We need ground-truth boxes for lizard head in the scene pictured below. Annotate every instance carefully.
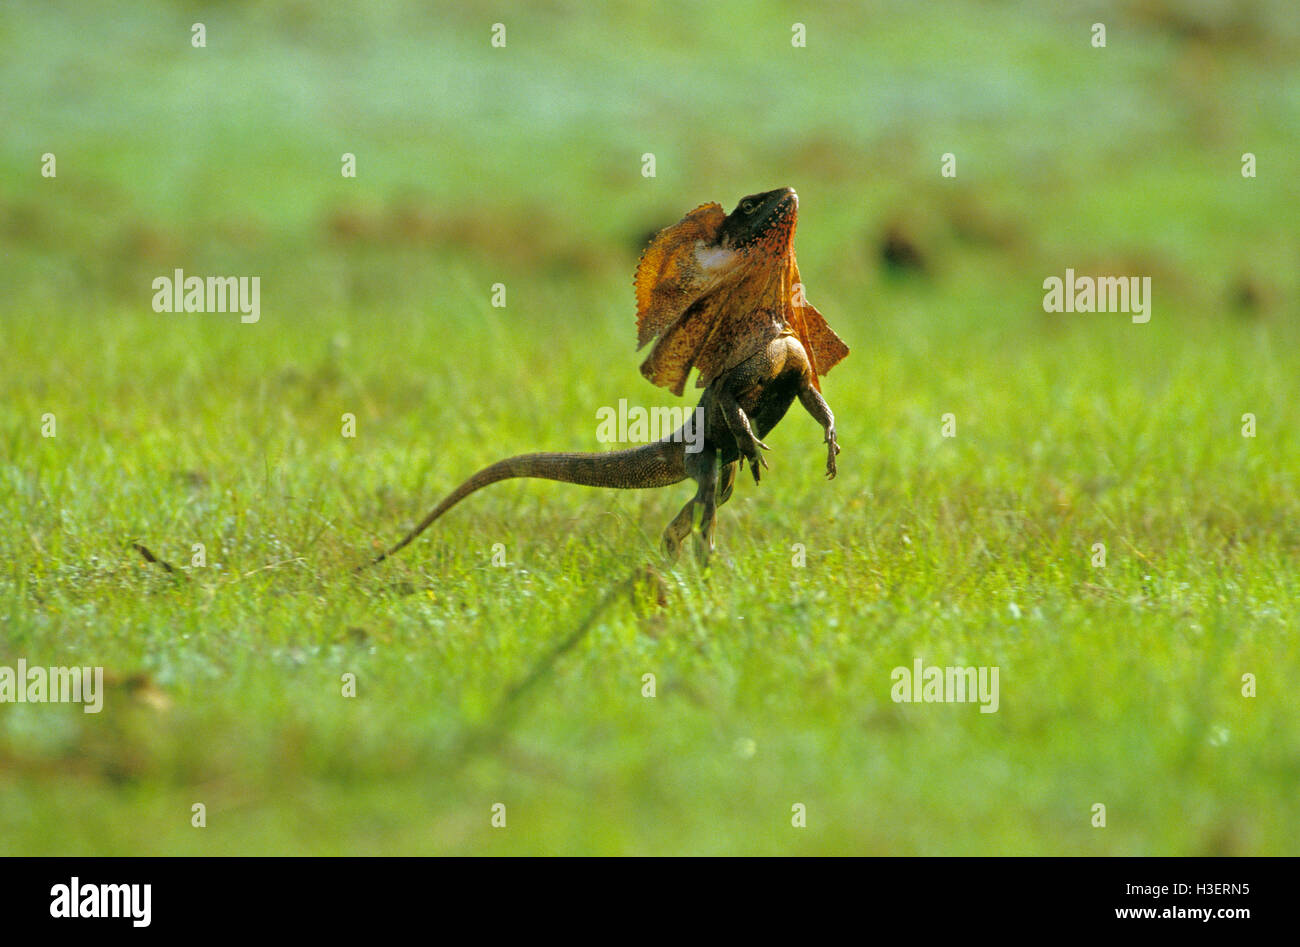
[716,187,798,255]
[635,186,847,395]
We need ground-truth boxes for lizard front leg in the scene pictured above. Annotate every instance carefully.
[716,386,770,483]
[798,381,839,479]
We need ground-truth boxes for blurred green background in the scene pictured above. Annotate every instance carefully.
[1,0,1297,854]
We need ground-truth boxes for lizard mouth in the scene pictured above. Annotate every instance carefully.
[719,187,799,251]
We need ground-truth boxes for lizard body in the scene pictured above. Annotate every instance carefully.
[364,188,846,566]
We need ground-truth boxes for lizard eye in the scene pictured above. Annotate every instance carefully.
[741,199,756,214]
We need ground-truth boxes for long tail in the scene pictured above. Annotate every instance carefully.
[361,439,688,568]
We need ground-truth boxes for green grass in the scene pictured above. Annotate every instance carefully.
[1,0,1298,855]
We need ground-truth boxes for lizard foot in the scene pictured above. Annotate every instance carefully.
[693,500,718,564]
[692,534,714,568]
[661,499,696,560]
[742,435,771,483]
[825,428,840,480]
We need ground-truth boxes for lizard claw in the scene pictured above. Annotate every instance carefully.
[825,429,839,479]
[740,433,770,484]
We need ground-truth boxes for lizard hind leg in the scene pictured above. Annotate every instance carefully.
[663,446,722,561]
[716,461,738,506]
[693,455,721,562]
[661,497,696,559]
[697,487,718,560]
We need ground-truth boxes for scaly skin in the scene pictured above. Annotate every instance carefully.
[362,187,844,568]
[661,331,838,558]
[364,332,837,567]
[367,440,687,568]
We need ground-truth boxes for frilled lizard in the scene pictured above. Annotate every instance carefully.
[363,187,849,567]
